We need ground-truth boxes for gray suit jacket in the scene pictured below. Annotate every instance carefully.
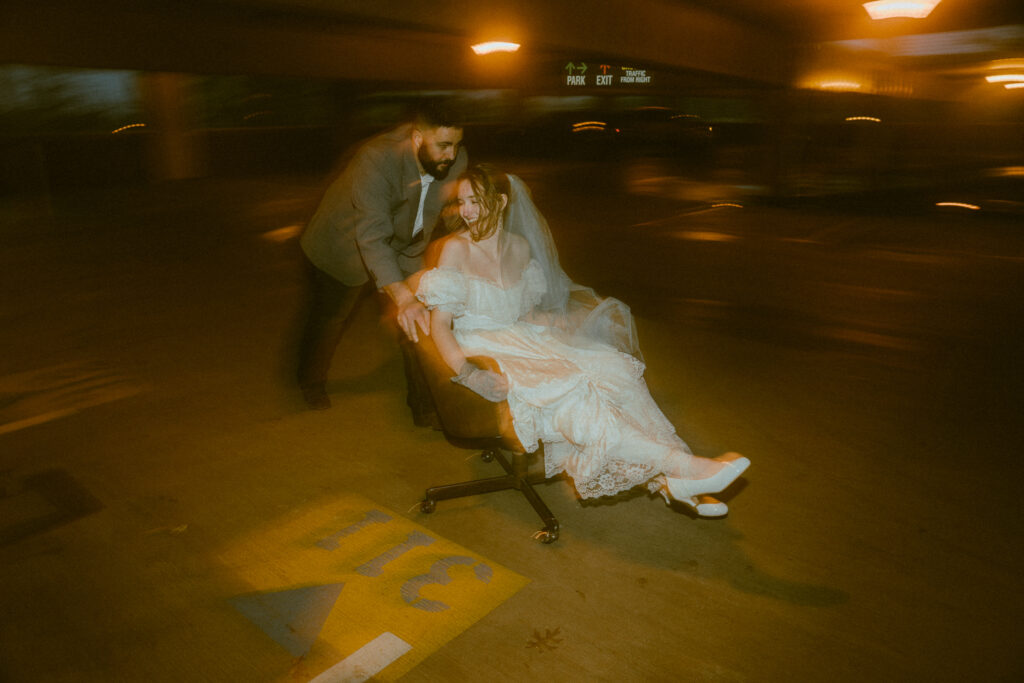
[300,123,467,287]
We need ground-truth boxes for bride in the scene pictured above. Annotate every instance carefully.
[414,164,749,517]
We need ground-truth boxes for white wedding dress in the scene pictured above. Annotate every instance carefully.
[417,258,698,500]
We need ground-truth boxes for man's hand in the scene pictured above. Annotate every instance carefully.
[397,299,430,343]
[384,281,430,342]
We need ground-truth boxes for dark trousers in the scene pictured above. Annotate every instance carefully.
[296,259,367,390]
[296,258,435,420]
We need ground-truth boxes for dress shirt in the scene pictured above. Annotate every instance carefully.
[412,173,434,237]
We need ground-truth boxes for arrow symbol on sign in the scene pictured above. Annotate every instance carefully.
[578,63,588,75]
[564,62,576,74]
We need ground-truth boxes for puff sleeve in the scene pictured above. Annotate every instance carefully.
[416,267,468,316]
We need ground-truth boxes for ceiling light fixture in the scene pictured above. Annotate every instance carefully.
[862,0,942,20]
[471,41,520,55]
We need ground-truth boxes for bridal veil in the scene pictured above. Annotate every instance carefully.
[504,174,643,362]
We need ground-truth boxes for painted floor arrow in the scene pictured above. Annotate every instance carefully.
[230,583,344,657]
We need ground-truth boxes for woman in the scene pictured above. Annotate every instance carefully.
[416,164,749,516]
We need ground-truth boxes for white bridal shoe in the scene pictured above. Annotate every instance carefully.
[675,494,729,518]
[658,484,729,517]
[665,453,750,501]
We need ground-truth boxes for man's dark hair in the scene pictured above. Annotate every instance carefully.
[413,98,465,130]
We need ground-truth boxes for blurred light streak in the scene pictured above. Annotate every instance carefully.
[710,203,743,209]
[819,326,916,351]
[111,123,146,134]
[0,408,81,436]
[845,116,882,122]
[819,81,862,91]
[836,26,1024,57]
[673,231,739,242]
[571,121,607,132]
[0,362,146,435]
[1005,83,1024,89]
[935,202,980,210]
[989,59,1024,68]
[862,0,941,20]
[261,225,303,242]
[471,41,520,55]
[985,74,1024,83]
[987,166,1024,177]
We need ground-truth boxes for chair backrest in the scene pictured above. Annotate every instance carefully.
[413,323,523,452]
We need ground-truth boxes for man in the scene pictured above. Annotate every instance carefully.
[296,102,467,419]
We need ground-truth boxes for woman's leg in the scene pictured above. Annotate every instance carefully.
[662,453,750,499]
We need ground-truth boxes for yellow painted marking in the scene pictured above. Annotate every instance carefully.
[217,494,528,681]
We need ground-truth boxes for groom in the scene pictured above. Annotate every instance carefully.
[296,101,467,418]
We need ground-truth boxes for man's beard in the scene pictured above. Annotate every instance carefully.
[418,147,453,179]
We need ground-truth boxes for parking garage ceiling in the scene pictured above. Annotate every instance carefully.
[2,0,1023,93]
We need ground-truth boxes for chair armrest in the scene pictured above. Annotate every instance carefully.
[413,334,521,450]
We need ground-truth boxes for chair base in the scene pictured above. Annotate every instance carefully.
[420,448,560,544]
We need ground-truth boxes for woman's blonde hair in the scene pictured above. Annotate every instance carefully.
[459,164,511,242]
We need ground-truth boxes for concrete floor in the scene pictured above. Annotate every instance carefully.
[1,163,1022,681]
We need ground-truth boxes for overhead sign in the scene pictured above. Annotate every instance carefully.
[563,62,653,87]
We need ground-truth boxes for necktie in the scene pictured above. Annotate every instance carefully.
[412,174,434,237]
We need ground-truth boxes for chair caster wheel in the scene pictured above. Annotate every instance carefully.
[420,499,436,514]
[534,527,559,544]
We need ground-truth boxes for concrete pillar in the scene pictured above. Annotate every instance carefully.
[137,72,203,180]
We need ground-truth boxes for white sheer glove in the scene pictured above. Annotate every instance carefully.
[451,363,508,402]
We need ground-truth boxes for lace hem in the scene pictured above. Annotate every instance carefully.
[548,457,661,500]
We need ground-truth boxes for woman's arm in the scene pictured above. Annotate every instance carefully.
[430,308,468,375]
[432,307,508,402]
[427,236,471,374]
[424,234,509,402]
[430,299,508,402]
